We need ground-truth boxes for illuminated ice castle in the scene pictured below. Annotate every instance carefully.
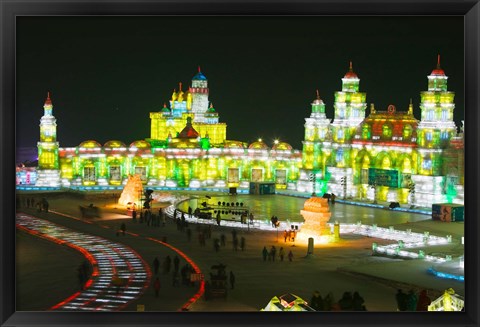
[22,58,464,207]
[297,57,464,206]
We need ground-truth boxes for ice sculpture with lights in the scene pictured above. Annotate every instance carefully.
[118,174,143,207]
[428,288,464,311]
[22,60,463,207]
[298,197,333,244]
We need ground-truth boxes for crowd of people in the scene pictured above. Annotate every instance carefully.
[151,253,200,294]
[21,195,441,311]
[283,230,297,243]
[17,196,49,212]
[262,245,294,262]
[395,288,432,311]
[146,206,248,299]
[131,207,167,227]
[309,290,366,311]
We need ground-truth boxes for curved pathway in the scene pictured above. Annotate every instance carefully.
[16,213,151,311]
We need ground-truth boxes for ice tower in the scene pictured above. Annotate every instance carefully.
[149,67,226,145]
[190,66,209,123]
[415,55,458,206]
[327,62,367,197]
[35,92,61,187]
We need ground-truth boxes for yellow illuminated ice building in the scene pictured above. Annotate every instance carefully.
[149,67,226,145]
[23,60,463,207]
[31,68,302,191]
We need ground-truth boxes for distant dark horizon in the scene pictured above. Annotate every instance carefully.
[17,16,464,150]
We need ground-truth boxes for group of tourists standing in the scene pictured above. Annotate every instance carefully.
[151,254,199,297]
[17,196,49,212]
[396,288,431,311]
[132,207,166,227]
[213,230,246,252]
[310,290,366,311]
[262,245,293,262]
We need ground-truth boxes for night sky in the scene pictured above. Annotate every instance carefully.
[17,16,464,150]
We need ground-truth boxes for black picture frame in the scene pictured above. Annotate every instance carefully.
[2,1,479,326]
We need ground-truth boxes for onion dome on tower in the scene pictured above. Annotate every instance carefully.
[431,54,446,76]
[341,61,361,93]
[192,66,207,81]
[44,91,52,107]
[343,61,358,79]
[161,103,171,114]
[427,54,448,92]
[204,102,219,124]
[43,91,53,116]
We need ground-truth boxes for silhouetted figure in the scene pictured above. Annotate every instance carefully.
[323,292,335,311]
[406,289,418,311]
[262,246,268,261]
[173,255,180,273]
[416,290,431,311]
[240,237,245,251]
[396,289,408,311]
[216,212,221,226]
[310,291,324,311]
[153,257,160,275]
[154,277,160,297]
[338,292,353,311]
[269,246,276,261]
[214,239,220,252]
[352,291,366,311]
[229,271,235,290]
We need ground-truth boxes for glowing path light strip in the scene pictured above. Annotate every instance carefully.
[36,209,205,311]
[16,213,151,311]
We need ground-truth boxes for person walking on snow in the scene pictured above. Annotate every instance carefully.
[229,271,235,290]
[416,290,431,311]
[173,255,180,273]
[154,277,160,297]
[396,289,408,311]
[288,250,294,262]
[240,236,245,251]
[233,237,239,251]
[262,246,268,261]
[270,246,277,261]
[153,257,160,275]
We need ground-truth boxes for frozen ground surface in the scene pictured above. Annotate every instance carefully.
[15,191,464,312]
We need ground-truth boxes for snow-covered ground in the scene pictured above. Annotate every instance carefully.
[15,191,464,311]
